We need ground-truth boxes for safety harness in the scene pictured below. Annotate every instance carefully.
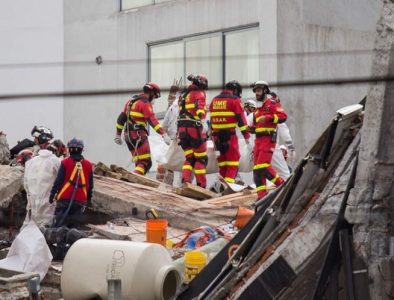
[125,95,148,153]
[56,161,87,200]
[55,161,86,228]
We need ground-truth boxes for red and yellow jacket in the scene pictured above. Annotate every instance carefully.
[116,94,164,135]
[179,84,206,121]
[252,95,287,136]
[209,90,250,139]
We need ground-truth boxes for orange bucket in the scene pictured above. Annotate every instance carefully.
[234,207,255,229]
[146,219,168,246]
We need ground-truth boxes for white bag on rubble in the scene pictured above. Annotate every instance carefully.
[162,139,253,174]
[0,221,52,280]
[160,140,185,172]
[238,139,254,172]
[148,135,169,171]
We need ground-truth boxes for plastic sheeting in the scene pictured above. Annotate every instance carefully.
[22,149,60,229]
[0,221,53,281]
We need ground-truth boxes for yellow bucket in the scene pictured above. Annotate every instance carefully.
[184,251,207,283]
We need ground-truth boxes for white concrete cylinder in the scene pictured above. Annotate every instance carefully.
[61,239,181,300]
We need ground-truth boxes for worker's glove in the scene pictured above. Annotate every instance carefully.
[114,134,123,145]
[162,133,171,146]
[49,195,54,204]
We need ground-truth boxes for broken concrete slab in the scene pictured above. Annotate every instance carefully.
[0,165,24,208]
[0,132,10,165]
[93,176,236,231]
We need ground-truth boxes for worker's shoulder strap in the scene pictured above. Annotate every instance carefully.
[57,160,87,200]
[179,91,196,120]
[128,94,146,107]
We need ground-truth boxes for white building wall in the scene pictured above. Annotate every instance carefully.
[61,0,381,169]
[277,0,382,158]
[63,0,277,168]
[0,0,64,147]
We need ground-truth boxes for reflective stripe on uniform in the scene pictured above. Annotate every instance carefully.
[194,169,206,174]
[239,125,247,131]
[211,123,237,129]
[196,109,205,116]
[253,163,270,170]
[154,124,162,131]
[218,161,240,167]
[134,166,145,174]
[184,149,194,156]
[210,111,235,117]
[194,151,207,157]
[255,127,276,133]
[273,114,279,124]
[182,165,193,170]
[130,111,144,118]
[256,185,267,192]
[185,104,195,109]
[271,174,280,184]
[116,123,124,130]
[133,153,151,161]
[224,177,235,183]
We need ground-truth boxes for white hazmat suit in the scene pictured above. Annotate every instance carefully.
[22,149,61,229]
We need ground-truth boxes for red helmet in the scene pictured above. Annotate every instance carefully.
[143,82,161,99]
[187,74,208,90]
[16,149,33,166]
[47,139,67,157]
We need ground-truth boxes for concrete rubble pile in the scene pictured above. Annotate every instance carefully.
[0,103,367,299]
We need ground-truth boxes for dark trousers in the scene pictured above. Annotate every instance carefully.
[53,200,85,228]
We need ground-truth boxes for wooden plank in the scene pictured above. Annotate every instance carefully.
[175,182,217,200]
[106,171,122,180]
[205,190,258,207]
[93,161,111,175]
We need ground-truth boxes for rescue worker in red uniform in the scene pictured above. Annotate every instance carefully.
[250,81,287,199]
[177,74,208,188]
[49,138,93,228]
[209,80,251,183]
[114,83,171,175]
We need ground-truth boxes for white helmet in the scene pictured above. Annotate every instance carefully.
[31,126,53,145]
[250,80,270,93]
[244,99,257,109]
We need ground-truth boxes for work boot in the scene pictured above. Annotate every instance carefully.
[209,180,225,194]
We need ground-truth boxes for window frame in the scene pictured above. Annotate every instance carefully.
[147,23,259,116]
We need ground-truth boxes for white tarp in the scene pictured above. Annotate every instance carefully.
[0,221,52,281]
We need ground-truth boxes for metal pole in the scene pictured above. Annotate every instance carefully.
[28,276,40,300]
[108,279,122,300]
